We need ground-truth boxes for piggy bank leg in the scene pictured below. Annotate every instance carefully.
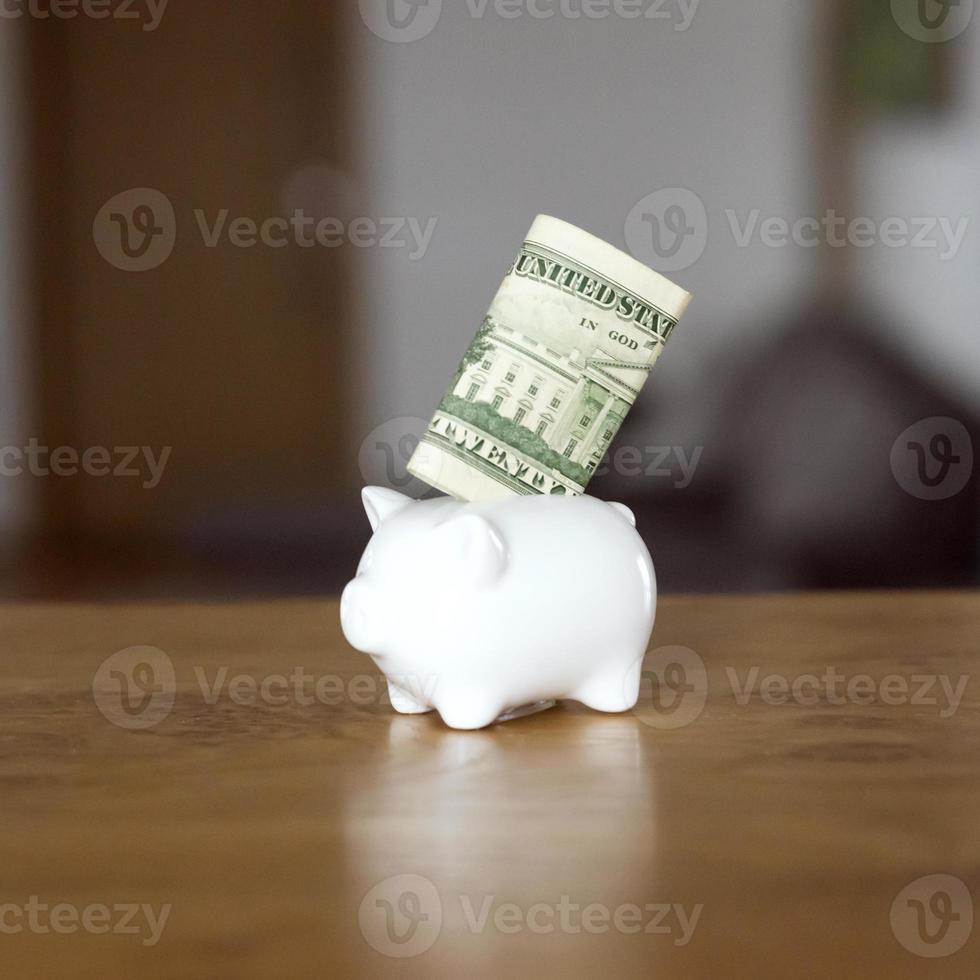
[386,681,434,715]
[575,658,642,714]
[435,688,505,731]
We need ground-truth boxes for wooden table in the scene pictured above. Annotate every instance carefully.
[1,593,978,978]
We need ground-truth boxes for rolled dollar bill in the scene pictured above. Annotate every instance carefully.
[407,215,692,501]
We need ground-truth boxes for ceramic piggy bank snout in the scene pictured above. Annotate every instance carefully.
[340,487,657,730]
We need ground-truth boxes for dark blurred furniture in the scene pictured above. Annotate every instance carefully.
[26,2,359,576]
[602,304,979,592]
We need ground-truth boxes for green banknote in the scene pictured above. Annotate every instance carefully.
[407,215,692,501]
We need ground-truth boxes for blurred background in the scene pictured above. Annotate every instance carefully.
[0,0,976,599]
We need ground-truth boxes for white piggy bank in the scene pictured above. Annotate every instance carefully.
[340,487,657,730]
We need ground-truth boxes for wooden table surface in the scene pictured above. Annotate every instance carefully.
[1,592,978,978]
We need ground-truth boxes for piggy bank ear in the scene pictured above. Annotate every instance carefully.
[433,513,507,585]
[608,502,636,527]
[362,486,412,532]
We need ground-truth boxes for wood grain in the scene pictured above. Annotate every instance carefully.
[0,592,978,978]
